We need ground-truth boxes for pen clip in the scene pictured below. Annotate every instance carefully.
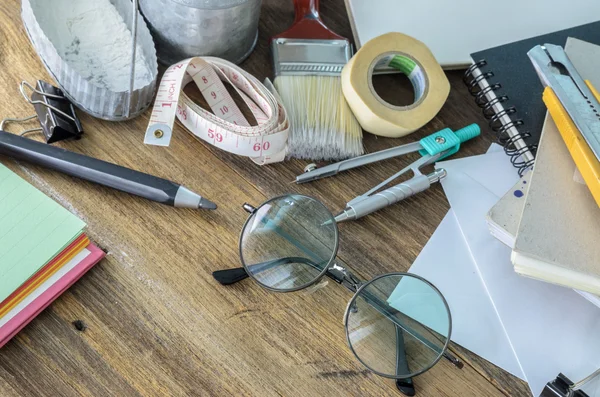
[296,141,423,184]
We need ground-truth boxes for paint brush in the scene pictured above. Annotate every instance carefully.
[271,0,363,161]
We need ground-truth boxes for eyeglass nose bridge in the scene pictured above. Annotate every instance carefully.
[326,263,363,293]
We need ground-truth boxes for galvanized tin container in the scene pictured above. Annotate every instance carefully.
[22,0,158,121]
[139,0,262,65]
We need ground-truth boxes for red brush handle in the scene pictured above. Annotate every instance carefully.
[273,0,346,40]
[293,0,320,24]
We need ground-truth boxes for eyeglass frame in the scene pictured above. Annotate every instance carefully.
[214,194,463,388]
[238,195,340,294]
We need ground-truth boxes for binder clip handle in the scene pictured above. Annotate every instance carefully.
[0,115,41,137]
[419,124,481,160]
[1,80,84,144]
[20,81,68,110]
[541,373,591,397]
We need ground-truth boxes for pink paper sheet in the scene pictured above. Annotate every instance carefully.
[0,243,105,348]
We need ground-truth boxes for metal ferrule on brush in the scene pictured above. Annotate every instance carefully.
[271,38,353,76]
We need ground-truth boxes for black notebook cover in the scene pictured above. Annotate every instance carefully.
[466,21,600,171]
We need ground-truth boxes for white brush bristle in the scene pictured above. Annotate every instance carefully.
[274,75,363,161]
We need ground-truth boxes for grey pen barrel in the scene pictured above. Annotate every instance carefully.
[336,169,447,222]
[354,174,432,216]
[0,130,206,208]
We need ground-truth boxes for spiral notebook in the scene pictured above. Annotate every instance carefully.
[463,21,600,175]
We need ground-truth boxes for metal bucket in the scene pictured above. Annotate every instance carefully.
[139,0,262,65]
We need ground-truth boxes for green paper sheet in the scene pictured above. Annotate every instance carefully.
[0,163,85,303]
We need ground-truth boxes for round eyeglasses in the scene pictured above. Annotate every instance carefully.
[213,194,463,395]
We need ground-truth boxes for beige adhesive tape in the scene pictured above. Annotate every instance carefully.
[341,32,450,138]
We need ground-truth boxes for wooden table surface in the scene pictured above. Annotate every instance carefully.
[0,0,530,396]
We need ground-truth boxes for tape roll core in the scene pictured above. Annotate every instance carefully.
[342,32,450,138]
[367,52,429,111]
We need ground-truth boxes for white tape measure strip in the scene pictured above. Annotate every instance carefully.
[144,57,288,164]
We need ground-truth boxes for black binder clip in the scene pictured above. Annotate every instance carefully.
[541,373,590,397]
[0,81,83,143]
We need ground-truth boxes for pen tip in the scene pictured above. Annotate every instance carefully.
[199,198,217,210]
[334,212,349,223]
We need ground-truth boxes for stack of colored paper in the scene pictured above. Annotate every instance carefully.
[0,163,104,348]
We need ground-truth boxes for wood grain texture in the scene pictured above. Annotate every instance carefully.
[0,0,529,396]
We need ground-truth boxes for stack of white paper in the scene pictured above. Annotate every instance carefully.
[409,146,600,396]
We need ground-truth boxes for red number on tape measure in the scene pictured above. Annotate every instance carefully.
[147,58,288,162]
[253,142,271,152]
[177,106,187,120]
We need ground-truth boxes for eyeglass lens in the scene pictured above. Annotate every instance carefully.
[240,195,337,291]
[346,274,450,378]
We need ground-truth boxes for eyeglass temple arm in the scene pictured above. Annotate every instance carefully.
[213,257,360,287]
[309,262,463,371]
[395,325,416,396]
[213,257,324,285]
[360,286,463,368]
[213,259,463,369]
[213,267,249,285]
[359,287,464,369]
[333,265,418,393]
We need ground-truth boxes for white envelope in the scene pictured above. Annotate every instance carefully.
[439,150,600,396]
[409,210,525,380]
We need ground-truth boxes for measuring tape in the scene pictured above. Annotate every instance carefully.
[144,57,289,164]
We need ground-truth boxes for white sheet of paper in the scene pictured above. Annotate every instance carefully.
[439,150,600,396]
[409,210,524,380]
[387,273,451,337]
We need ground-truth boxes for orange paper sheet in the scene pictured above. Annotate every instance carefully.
[0,234,89,318]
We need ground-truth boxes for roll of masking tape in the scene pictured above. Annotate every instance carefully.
[341,32,450,138]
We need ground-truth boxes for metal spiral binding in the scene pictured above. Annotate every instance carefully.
[489,107,517,127]
[463,59,536,175]
[463,60,487,85]
[496,119,524,143]
[482,95,509,118]
[467,71,494,95]
[504,129,531,149]
[475,84,502,107]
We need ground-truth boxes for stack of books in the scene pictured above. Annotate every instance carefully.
[486,38,600,304]
[0,163,104,348]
